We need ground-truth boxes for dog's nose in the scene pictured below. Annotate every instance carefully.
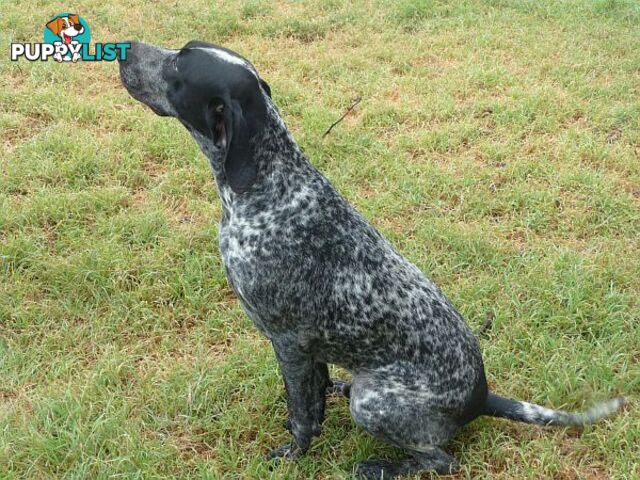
[117,40,138,64]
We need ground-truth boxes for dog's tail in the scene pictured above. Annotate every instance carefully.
[482,392,625,426]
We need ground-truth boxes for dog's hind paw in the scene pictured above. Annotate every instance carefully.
[328,379,351,398]
[354,459,403,479]
[355,451,460,479]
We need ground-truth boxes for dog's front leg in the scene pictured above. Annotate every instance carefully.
[283,361,330,437]
[310,361,330,433]
[267,342,321,460]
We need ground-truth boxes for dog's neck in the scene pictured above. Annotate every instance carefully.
[192,102,315,213]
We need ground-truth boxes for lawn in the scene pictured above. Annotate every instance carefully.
[1,0,639,478]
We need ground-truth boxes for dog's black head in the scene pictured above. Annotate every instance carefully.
[118,40,272,193]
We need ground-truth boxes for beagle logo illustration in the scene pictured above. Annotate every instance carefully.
[44,14,89,62]
[10,13,130,62]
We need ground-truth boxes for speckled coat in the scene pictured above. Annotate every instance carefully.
[119,40,624,479]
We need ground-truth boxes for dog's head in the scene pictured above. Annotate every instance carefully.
[46,15,84,44]
[118,40,274,194]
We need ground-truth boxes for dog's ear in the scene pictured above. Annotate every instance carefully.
[207,97,257,194]
[68,14,80,27]
[46,17,63,36]
[259,78,272,98]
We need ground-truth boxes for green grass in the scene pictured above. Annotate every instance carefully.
[1,0,639,478]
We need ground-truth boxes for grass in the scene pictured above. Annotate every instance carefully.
[1,0,639,478]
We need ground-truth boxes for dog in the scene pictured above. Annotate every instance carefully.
[46,14,84,62]
[119,40,625,479]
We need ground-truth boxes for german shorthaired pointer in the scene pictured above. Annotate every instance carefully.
[119,40,625,479]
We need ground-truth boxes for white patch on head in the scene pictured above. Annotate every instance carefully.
[191,47,258,78]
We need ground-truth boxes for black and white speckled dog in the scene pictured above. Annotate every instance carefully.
[119,41,625,479]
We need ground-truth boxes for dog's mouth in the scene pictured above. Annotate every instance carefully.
[147,103,167,116]
[119,64,139,91]
[119,67,171,117]
[118,41,174,118]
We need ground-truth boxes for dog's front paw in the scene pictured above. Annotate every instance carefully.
[283,418,292,432]
[266,443,302,461]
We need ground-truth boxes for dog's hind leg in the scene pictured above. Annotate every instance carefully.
[349,371,461,479]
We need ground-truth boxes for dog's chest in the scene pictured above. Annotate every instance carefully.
[216,177,348,333]
[219,178,324,279]
[217,199,308,333]
[218,209,271,287]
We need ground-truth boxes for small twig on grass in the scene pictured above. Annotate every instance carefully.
[478,310,495,338]
[322,96,362,139]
